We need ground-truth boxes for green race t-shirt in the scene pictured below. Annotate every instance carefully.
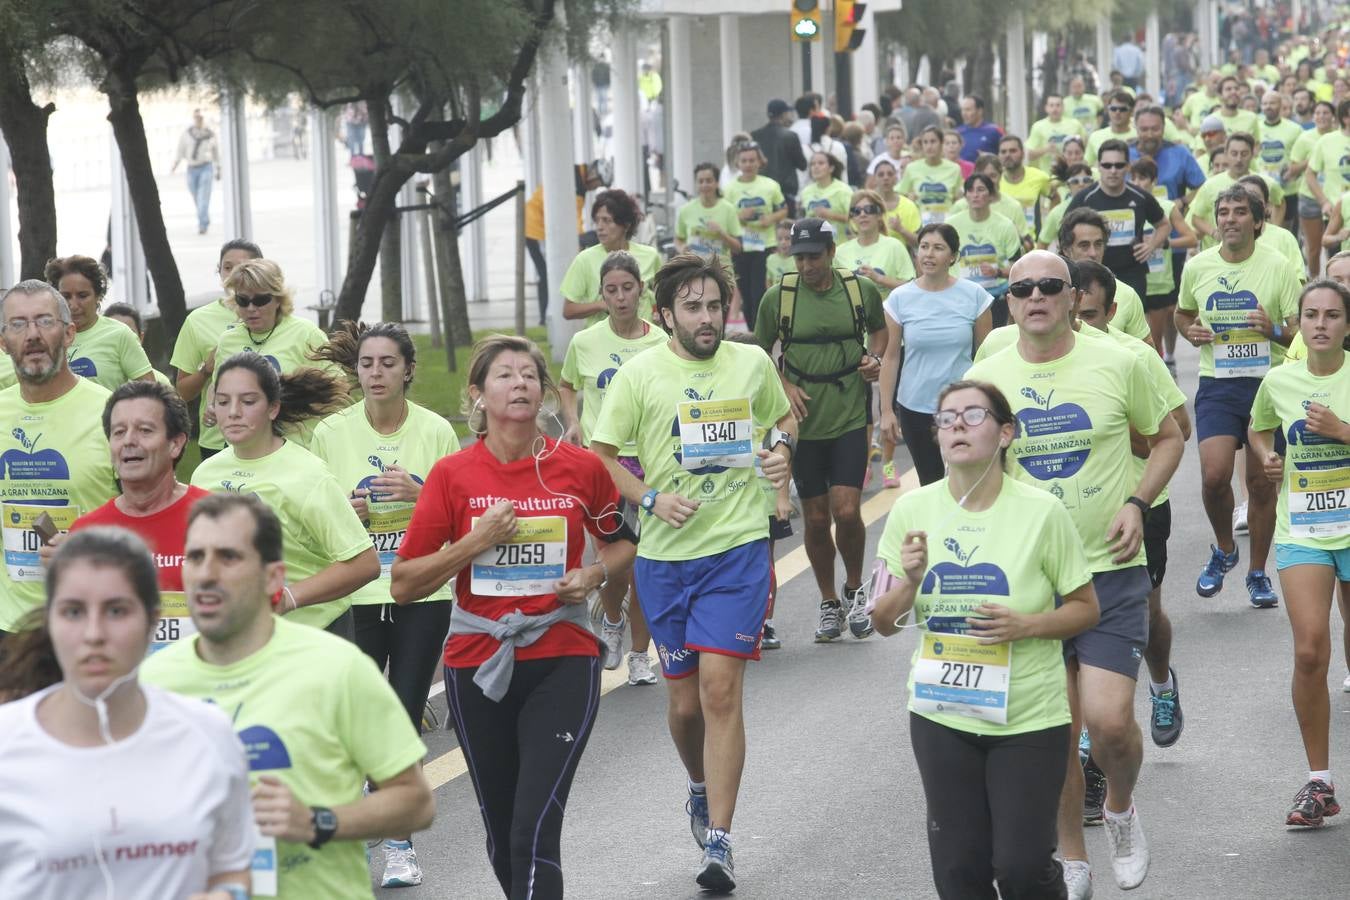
[559,318,665,451]
[309,401,460,605]
[207,315,336,451]
[1216,108,1261,138]
[799,178,855,226]
[1112,281,1151,342]
[0,379,117,630]
[1177,244,1300,378]
[765,252,797,288]
[1189,170,1285,248]
[1258,223,1307,283]
[67,314,153,392]
[723,175,785,252]
[1257,117,1306,189]
[1309,130,1350,204]
[1000,167,1054,233]
[1085,126,1136,165]
[591,341,790,562]
[754,269,886,440]
[899,159,964,225]
[1027,117,1087,171]
[949,194,1029,239]
[966,334,1169,572]
[1039,199,1069,247]
[1292,128,1330,199]
[1250,353,1350,549]
[558,241,662,327]
[676,198,743,258]
[171,298,239,446]
[943,210,1022,296]
[834,235,916,283]
[1144,197,1176,296]
[877,476,1092,735]
[1184,91,1221,129]
[883,194,922,237]
[1103,324,1185,507]
[190,441,373,628]
[141,617,426,900]
[1065,94,1103,128]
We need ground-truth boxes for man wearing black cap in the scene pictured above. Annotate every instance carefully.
[754,218,887,644]
[752,99,809,216]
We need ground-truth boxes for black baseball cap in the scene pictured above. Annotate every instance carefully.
[788,217,837,254]
[767,98,792,118]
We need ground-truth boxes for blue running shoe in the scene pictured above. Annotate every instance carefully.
[1246,571,1279,609]
[1078,727,1091,766]
[1149,668,1184,747]
[686,788,709,849]
[1196,544,1239,597]
[696,829,736,893]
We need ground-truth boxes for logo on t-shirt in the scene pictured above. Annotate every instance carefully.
[2,428,70,482]
[356,454,424,502]
[68,357,98,377]
[238,723,293,771]
[1014,387,1093,480]
[596,352,625,390]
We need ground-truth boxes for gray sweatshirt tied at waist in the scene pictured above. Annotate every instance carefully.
[448,601,597,702]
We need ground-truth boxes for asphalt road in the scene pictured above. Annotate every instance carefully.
[371,338,1350,899]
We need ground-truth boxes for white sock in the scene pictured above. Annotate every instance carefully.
[1310,770,1333,786]
[603,614,623,628]
[688,779,706,795]
[1102,803,1134,823]
[1150,674,1175,695]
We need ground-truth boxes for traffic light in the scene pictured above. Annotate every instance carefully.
[834,0,866,52]
[791,0,821,41]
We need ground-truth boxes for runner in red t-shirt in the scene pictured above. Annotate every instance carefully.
[392,335,635,900]
[56,381,207,651]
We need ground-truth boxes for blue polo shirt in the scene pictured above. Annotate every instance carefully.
[958,122,1004,162]
[1129,140,1205,200]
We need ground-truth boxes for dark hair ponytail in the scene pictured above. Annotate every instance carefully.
[214,352,350,436]
[309,320,417,390]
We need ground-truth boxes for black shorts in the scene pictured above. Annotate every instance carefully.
[1143,289,1178,312]
[792,425,869,499]
[1143,500,1172,589]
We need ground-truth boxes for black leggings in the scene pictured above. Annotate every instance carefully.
[445,655,601,900]
[525,238,547,323]
[895,404,945,485]
[910,713,1070,900]
[353,601,451,730]
[732,250,768,329]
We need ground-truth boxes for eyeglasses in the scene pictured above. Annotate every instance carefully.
[234,293,274,308]
[1008,277,1071,298]
[1098,161,1127,170]
[4,315,62,334]
[1067,177,1094,186]
[935,406,994,429]
[1108,105,1131,113]
[850,204,882,216]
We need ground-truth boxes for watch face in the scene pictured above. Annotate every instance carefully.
[315,809,338,831]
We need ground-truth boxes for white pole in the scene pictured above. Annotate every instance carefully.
[1096,20,1113,94]
[572,62,595,165]
[310,108,342,302]
[719,16,744,148]
[1005,13,1027,138]
[538,29,582,359]
[1145,11,1162,99]
[668,16,695,191]
[850,3,880,110]
[109,129,149,312]
[218,89,252,241]
[463,143,488,302]
[610,22,642,195]
[0,138,14,287]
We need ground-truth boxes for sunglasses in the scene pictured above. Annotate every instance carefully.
[1067,177,1094,186]
[850,204,882,216]
[234,293,275,308]
[935,406,993,429]
[1098,161,1127,170]
[1108,105,1131,113]
[1008,277,1071,299]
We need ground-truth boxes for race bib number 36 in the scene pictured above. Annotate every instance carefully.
[150,590,197,653]
[1289,467,1350,538]
[2,503,79,582]
[678,398,753,470]
[911,630,1011,725]
[1214,328,1270,378]
[470,516,567,596]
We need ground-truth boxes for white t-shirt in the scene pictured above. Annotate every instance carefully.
[0,683,254,899]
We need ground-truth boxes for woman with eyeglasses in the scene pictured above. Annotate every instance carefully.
[1038,162,1096,250]
[202,259,340,454]
[869,159,921,250]
[871,378,1098,900]
[878,224,994,485]
[799,150,854,231]
[44,255,155,393]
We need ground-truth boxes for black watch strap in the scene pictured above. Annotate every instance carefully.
[1125,496,1150,515]
[308,806,338,849]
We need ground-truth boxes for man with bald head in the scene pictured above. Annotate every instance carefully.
[967,250,1183,898]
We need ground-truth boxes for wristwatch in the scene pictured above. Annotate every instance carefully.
[1124,496,1150,516]
[640,489,659,514]
[308,806,338,849]
[769,427,796,458]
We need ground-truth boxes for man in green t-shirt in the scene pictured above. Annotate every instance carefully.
[966,250,1183,895]
[753,219,887,643]
[141,493,434,900]
[1176,184,1300,609]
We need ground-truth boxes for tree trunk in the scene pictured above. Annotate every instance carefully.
[432,162,471,350]
[0,54,56,279]
[334,163,407,323]
[379,212,402,322]
[968,41,996,108]
[104,67,187,337]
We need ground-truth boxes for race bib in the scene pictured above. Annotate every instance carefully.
[960,248,998,289]
[251,831,277,896]
[1213,328,1271,378]
[470,515,568,596]
[1102,209,1134,248]
[919,206,948,226]
[911,629,1011,724]
[150,591,197,653]
[1289,467,1350,538]
[1146,243,1166,274]
[678,398,753,470]
[741,229,766,252]
[1,503,79,582]
[368,506,414,578]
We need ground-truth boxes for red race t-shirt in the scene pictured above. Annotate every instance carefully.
[398,439,621,668]
[72,485,211,648]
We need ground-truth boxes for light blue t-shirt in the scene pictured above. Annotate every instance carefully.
[883,278,994,414]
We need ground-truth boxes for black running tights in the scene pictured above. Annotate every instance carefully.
[353,601,451,730]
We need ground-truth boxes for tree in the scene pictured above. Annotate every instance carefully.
[228,0,624,324]
[0,10,58,279]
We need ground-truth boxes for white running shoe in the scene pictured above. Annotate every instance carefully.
[627,651,658,685]
[1103,805,1150,889]
[1233,500,1249,535]
[380,840,423,888]
[599,614,625,670]
[1062,859,1093,899]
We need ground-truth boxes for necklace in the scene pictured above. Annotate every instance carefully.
[248,321,279,346]
[365,398,409,435]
